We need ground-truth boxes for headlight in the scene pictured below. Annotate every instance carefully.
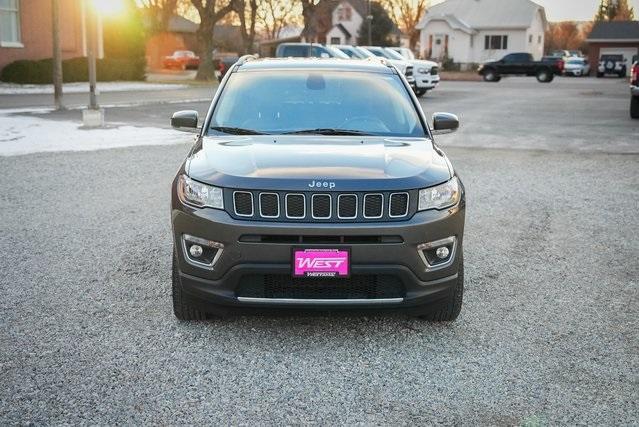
[418,177,460,211]
[177,175,224,209]
[417,67,430,74]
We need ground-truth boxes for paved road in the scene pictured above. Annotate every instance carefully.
[1,78,637,424]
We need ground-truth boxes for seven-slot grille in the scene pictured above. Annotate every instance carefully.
[228,191,411,222]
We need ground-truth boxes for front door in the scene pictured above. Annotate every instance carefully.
[432,34,445,60]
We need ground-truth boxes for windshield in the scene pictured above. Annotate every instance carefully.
[325,46,350,58]
[209,70,425,137]
[354,47,375,58]
[567,59,583,65]
[364,47,391,59]
[337,46,367,59]
[384,48,405,61]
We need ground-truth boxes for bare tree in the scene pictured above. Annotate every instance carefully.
[299,0,319,42]
[138,0,179,32]
[233,0,258,54]
[257,0,298,39]
[383,0,428,51]
[190,0,235,80]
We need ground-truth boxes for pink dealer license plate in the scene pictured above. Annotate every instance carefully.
[293,249,350,278]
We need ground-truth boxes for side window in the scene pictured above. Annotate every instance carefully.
[283,46,308,57]
[311,46,330,58]
[502,54,516,63]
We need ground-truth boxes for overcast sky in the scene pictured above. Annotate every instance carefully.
[533,0,639,21]
[431,0,639,21]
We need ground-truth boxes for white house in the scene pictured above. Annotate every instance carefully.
[325,0,366,45]
[416,0,547,67]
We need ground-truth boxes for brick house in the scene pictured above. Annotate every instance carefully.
[0,0,89,73]
[586,21,639,77]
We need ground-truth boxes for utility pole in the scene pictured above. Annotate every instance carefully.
[87,3,98,110]
[82,0,104,127]
[52,0,64,110]
[367,0,372,45]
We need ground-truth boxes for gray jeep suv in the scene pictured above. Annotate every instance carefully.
[170,57,465,321]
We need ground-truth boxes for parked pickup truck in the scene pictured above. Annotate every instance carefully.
[630,60,639,119]
[478,52,564,83]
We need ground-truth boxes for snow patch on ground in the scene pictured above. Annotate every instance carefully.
[0,81,189,95]
[0,112,193,156]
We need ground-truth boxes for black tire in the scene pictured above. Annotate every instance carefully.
[419,257,464,322]
[483,69,499,82]
[536,68,553,83]
[172,251,207,321]
[597,72,604,78]
[631,96,639,119]
[415,88,427,97]
[618,71,626,78]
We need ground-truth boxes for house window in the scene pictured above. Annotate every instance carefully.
[330,37,341,44]
[484,35,508,50]
[0,0,21,45]
[538,35,542,44]
[529,34,533,43]
[337,5,352,21]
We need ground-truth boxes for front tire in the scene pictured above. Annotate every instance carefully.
[415,88,427,97]
[419,257,464,321]
[483,69,499,82]
[631,95,639,119]
[536,68,553,83]
[172,251,207,321]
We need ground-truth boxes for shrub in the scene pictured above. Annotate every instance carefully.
[1,57,145,84]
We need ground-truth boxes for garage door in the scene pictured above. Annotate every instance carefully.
[600,47,639,76]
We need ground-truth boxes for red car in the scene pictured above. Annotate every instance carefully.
[162,50,200,70]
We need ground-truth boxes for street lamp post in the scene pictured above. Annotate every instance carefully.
[82,0,104,127]
[367,0,372,45]
[52,0,64,110]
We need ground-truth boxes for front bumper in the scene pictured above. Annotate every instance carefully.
[171,192,465,313]
[414,73,440,89]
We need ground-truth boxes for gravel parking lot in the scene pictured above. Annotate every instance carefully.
[1,78,637,424]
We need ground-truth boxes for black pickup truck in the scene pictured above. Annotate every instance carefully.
[478,52,564,83]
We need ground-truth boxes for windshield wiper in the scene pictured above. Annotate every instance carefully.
[209,126,267,135]
[282,128,372,136]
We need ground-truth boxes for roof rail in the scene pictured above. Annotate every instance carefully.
[366,56,392,68]
[236,54,259,66]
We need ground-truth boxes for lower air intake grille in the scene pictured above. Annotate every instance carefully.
[236,274,405,300]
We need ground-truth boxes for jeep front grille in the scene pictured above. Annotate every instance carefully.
[227,190,413,222]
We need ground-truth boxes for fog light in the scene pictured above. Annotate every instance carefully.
[417,236,457,271]
[182,234,224,269]
[436,246,449,259]
[189,244,203,258]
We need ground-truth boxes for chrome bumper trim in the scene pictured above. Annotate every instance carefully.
[236,297,404,305]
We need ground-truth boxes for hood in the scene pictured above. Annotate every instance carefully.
[412,59,439,69]
[388,59,411,72]
[186,135,452,192]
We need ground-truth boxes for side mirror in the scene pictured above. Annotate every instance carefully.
[171,110,198,131]
[432,112,459,135]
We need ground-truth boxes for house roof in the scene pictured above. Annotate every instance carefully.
[168,15,198,33]
[416,0,546,31]
[335,23,352,38]
[587,21,639,42]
